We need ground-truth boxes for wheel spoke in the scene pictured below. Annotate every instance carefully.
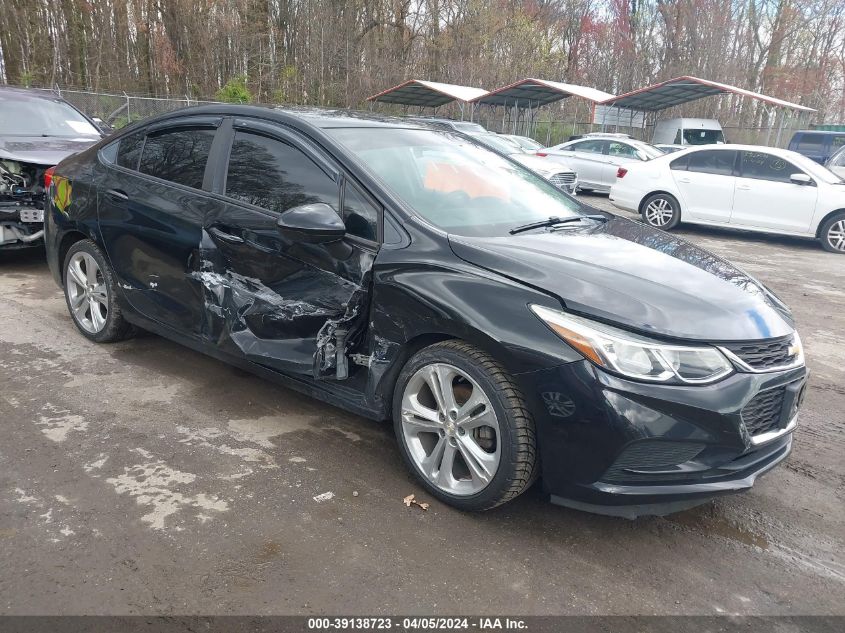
[89,298,105,331]
[68,260,87,289]
[73,298,88,322]
[402,395,442,432]
[84,254,99,285]
[419,436,447,479]
[424,365,458,413]
[455,389,493,429]
[69,290,86,310]
[90,283,108,303]
[456,435,496,485]
[435,443,457,487]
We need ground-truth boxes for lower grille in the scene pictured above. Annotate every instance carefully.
[550,172,576,188]
[602,441,706,483]
[722,337,794,370]
[742,387,785,436]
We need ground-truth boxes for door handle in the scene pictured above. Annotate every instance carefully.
[737,185,751,191]
[106,188,128,202]
[677,178,691,184]
[208,225,245,244]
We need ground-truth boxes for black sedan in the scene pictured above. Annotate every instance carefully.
[44,106,807,517]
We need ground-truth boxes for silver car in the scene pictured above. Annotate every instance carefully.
[472,134,578,194]
[539,136,663,193]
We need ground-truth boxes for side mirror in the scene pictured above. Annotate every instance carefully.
[790,173,813,186]
[276,203,345,244]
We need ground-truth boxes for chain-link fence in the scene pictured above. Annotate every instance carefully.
[31,87,218,129]
[26,85,806,148]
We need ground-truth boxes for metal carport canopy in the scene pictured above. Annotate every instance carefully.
[599,76,815,112]
[366,80,489,107]
[472,78,615,107]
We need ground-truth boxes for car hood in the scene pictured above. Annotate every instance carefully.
[0,135,101,166]
[448,216,794,342]
[511,153,573,173]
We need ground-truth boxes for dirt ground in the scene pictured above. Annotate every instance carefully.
[1,198,843,616]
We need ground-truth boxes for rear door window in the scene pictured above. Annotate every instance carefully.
[138,127,215,189]
[572,140,606,154]
[224,131,338,214]
[607,142,639,158]
[686,150,736,176]
[740,151,801,183]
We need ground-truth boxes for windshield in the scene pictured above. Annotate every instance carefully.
[683,128,725,145]
[472,134,523,154]
[791,152,843,184]
[329,127,583,237]
[0,95,100,137]
[508,136,543,151]
[632,141,665,160]
[452,121,487,134]
[828,147,845,168]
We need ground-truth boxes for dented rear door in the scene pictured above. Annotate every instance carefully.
[195,119,379,378]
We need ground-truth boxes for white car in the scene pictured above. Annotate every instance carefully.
[610,144,845,254]
[472,134,578,194]
[538,136,663,193]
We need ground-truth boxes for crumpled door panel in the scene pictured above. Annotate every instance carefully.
[192,225,374,379]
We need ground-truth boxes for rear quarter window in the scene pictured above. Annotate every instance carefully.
[116,132,144,170]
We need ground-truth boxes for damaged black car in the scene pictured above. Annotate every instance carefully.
[0,87,103,249]
[45,106,808,517]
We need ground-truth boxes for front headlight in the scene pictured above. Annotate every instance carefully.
[531,305,734,384]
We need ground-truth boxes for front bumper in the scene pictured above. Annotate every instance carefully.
[0,205,44,248]
[518,360,807,517]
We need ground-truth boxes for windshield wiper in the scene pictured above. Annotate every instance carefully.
[509,214,608,235]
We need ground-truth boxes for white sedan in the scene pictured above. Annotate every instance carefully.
[609,144,845,254]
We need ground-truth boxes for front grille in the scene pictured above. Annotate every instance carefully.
[602,441,705,483]
[722,337,793,370]
[742,387,785,436]
[549,172,576,188]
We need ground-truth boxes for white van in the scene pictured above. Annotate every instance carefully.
[652,118,725,147]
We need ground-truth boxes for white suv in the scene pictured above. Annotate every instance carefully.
[610,144,845,253]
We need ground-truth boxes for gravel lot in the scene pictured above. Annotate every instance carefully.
[1,196,843,616]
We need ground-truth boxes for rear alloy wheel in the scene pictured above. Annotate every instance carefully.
[63,240,133,342]
[642,193,681,230]
[820,214,845,254]
[393,341,537,511]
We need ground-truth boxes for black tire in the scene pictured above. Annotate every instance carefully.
[392,340,538,511]
[63,239,134,343]
[641,192,681,230]
[819,212,845,254]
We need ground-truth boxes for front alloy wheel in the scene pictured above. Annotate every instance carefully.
[821,216,845,253]
[393,341,538,511]
[400,362,501,497]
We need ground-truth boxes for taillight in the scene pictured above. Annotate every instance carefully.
[44,166,56,188]
[536,152,548,157]
[616,167,628,178]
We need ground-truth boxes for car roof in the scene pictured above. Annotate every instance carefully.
[0,86,72,103]
[121,104,430,133]
[656,143,810,162]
